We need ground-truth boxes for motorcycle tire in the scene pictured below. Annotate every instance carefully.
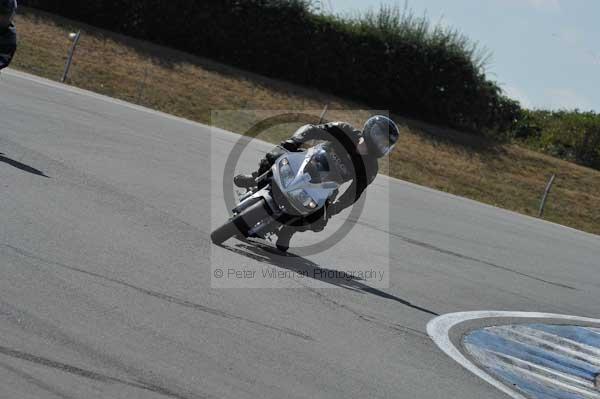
[210,200,272,245]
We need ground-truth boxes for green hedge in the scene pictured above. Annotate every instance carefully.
[514,110,600,169]
[21,0,521,134]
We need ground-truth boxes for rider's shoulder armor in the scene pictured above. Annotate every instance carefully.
[323,122,362,144]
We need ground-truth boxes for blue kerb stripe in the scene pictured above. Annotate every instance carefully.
[492,366,588,399]
[465,330,600,381]
[528,324,600,350]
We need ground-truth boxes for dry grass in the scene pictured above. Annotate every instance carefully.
[11,9,600,235]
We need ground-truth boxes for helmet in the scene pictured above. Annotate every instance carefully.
[362,115,400,158]
[303,148,330,183]
[0,0,16,29]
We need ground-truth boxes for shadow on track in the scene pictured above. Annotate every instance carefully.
[221,240,438,316]
[0,152,49,178]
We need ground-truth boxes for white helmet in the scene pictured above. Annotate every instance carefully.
[362,115,400,158]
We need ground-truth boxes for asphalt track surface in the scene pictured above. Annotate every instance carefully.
[1,69,599,399]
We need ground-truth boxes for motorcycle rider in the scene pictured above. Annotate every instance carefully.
[0,0,17,70]
[234,115,400,252]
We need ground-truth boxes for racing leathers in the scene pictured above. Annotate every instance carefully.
[256,122,379,234]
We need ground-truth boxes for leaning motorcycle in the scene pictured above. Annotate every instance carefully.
[211,144,340,245]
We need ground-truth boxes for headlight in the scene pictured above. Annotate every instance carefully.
[289,189,318,209]
[279,158,294,188]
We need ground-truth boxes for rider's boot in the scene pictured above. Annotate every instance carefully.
[276,227,295,253]
[234,171,258,188]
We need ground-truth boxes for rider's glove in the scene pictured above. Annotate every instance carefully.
[327,202,340,218]
[280,140,301,152]
[311,219,327,232]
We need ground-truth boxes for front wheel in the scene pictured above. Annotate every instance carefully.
[210,200,272,245]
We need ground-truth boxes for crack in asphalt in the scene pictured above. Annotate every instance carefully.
[295,281,431,339]
[0,346,197,399]
[355,220,576,291]
[357,315,430,339]
[0,300,207,399]
[0,360,78,399]
[226,242,439,317]
[219,241,436,340]
[3,244,313,341]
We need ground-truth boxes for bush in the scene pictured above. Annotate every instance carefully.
[514,110,600,169]
[20,0,520,134]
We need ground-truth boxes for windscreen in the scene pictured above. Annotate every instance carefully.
[303,149,330,183]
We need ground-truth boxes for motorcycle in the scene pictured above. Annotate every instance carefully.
[211,144,341,245]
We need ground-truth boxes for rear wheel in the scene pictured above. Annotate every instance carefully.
[210,200,272,245]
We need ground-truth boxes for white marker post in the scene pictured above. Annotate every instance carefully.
[538,174,556,218]
[62,31,82,83]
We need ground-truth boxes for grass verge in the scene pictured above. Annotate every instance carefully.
[10,8,600,235]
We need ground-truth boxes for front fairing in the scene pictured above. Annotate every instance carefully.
[272,145,340,216]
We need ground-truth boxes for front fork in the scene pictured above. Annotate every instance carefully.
[234,190,282,239]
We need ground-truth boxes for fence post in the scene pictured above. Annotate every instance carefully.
[137,67,149,103]
[538,174,556,218]
[62,31,82,83]
[318,104,329,124]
